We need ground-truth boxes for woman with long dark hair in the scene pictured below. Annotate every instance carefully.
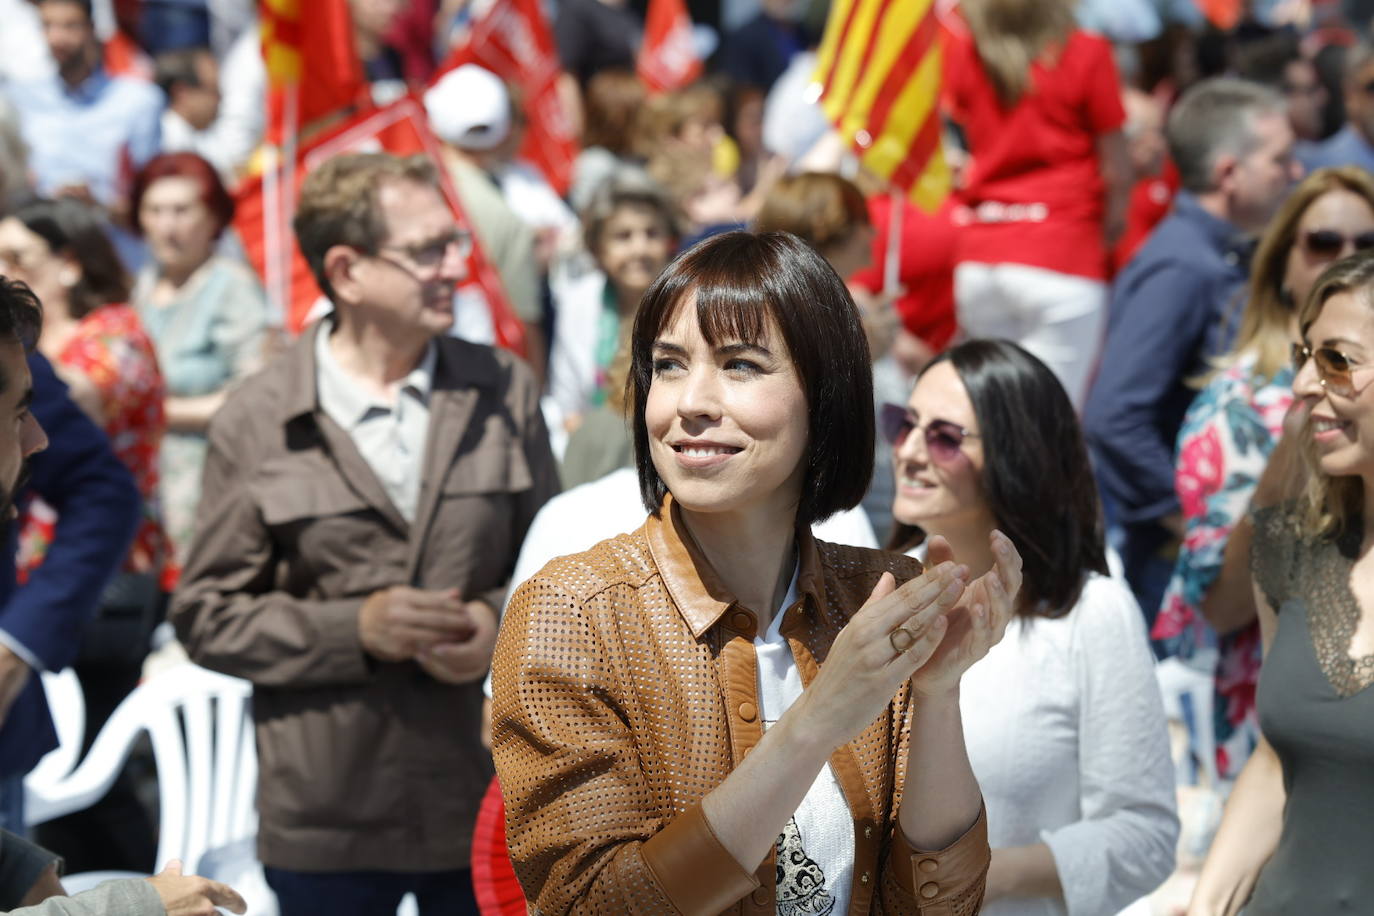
[886,340,1176,914]
[493,231,1023,914]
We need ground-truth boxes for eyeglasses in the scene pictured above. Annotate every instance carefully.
[1300,229,1374,260]
[378,228,473,270]
[880,403,979,463]
[1291,341,1370,396]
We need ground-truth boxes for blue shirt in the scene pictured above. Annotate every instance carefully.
[3,66,162,207]
[1085,192,1251,526]
[1298,123,1374,175]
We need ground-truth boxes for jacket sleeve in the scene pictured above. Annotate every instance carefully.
[1040,579,1179,914]
[5,878,163,916]
[478,358,561,617]
[492,575,759,915]
[880,808,989,915]
[0,354,139,672]
[1084,260,1215,523]
[169,409,372,690]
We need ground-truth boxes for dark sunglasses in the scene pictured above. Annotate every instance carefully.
[1292,341,1361,395]
[880,403,978,463]
[1300,229,1374,259]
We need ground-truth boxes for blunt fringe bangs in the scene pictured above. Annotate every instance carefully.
[889,340,1107,617]
[629,231,874,526]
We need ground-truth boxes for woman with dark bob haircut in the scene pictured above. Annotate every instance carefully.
[492,231,1022,914]
[885,340,1176,914]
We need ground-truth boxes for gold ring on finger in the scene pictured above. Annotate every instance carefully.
[889,624,918,653]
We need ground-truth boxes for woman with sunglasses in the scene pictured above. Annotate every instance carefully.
[1188,253,1374,914]
[492,231,1024,914]
[1155,165,1374,783]
[884,339,1177,915]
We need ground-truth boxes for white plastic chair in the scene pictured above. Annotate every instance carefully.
[26,663,274,913]
[24,668,86,812]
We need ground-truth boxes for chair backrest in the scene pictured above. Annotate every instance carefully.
[24,668,86,814]
[26,663,257,871]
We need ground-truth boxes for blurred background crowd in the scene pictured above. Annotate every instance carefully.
[0,0,1372,912]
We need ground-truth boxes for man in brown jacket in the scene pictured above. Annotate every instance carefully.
[170,152,559,916]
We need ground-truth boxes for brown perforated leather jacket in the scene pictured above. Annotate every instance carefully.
[492,495,989,915]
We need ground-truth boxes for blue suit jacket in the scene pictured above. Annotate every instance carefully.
[0,353,140,779]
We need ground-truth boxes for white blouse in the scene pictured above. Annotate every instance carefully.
[957,572,1178,916]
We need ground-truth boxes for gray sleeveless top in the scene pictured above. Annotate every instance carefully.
[1246,506,1374,914]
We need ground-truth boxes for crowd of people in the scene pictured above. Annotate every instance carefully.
[0,0,1369,913]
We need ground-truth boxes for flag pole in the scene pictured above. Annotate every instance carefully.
[280,80,300,326]
[883,187,904,299]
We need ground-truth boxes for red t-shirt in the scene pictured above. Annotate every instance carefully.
[943,27,1125,280]
[850,195,958,352]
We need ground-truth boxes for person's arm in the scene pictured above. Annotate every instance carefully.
[1198,398,1310,634]
[0,354,139,677]
[1187,584,1285,915]
[1084,262,1215,523]
[493,559,973,914]
[170,408,464,687]
[6,859,246,916]
[1018,579,1178,912]
[1097,129,1132,245]
[163,391,228,433]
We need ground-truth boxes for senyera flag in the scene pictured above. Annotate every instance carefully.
[812,0,950,212]
[234,96,527,355]
[436,0,578,196]
[260,0,366,145]
[637,0,703,94]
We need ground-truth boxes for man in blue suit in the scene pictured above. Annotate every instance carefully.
[0,317,139,832]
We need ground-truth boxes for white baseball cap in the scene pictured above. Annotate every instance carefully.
[424,64,511,151]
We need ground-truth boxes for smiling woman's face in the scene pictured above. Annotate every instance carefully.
[644,293,809,519]
[890,361,995,537]
[1294,289,1374,481]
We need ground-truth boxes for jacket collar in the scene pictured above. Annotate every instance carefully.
[281,318,500,423]
[645,493,829,638]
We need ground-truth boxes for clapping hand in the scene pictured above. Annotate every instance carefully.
[907,531,1022,697]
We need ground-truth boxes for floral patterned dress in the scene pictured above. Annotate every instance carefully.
[1153,352,1293,779]
[18,304,169,583]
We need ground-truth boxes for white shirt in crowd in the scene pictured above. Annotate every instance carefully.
[949,569,1178,916]
[755,565,854,916]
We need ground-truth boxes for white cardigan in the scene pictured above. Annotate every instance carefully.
[950,570,1178,916]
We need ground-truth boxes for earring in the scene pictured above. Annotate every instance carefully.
[59,268,77,287]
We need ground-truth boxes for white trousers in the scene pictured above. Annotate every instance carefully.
[954,262,1108,411]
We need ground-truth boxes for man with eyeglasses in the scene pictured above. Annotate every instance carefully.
[1300,40,1374,175]
[169,152,560,915]
[1086,78,1301,639]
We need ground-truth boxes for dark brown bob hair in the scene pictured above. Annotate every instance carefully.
[629,230,874,525]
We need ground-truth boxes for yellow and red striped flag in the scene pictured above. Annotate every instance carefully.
[812,0,950,212]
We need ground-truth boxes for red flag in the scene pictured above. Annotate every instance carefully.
[637,0,702,94]
[233,96,527,355]
[260,0,367,145]
[435,0,578,195]
[813,0,949,212]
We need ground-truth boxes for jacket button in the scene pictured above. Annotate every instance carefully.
[751,887,769,905]
[731,611,752,631]
[859,871,870,884]
[918,857,938,873]
[920,882,939,899]
[738,701,757,721]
